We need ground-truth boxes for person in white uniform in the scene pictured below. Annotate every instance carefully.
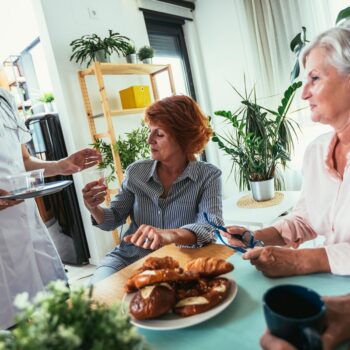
[0,86,101,330]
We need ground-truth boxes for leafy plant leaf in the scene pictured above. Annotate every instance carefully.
[91,124,150,184]
[336,6,350,25]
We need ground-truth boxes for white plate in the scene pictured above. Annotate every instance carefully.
[0,180,72,200]
[122,278,237,331]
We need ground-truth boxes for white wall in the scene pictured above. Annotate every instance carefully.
[0,0,39,62]
[31,0,155,265]
[26,0,344,264]
[189,0,333,196]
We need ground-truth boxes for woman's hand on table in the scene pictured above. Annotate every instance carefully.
[124,226,196,250]
[0,189,23,210]
[242,247,304,277]
[243,246,330,277]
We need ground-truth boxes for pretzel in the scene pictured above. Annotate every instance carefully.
[184,257,234,277]
[142,256,180,270]
[133,268,200,289]
[130,283,176,320]
[174,278,230,317]
[124,256,181,293]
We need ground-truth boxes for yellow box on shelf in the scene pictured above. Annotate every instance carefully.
[119,85,151,109]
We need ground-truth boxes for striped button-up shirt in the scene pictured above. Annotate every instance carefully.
[95,159,223,266]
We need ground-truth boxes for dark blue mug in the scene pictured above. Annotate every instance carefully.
[263,284,326,350]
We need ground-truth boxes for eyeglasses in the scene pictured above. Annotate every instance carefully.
[203,212,264,254]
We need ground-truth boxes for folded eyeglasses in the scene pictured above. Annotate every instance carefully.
[204,212,264,254]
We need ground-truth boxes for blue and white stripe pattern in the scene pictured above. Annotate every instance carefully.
[94,159,223,270]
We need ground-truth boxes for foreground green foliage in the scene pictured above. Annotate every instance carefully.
[0,281,150,350]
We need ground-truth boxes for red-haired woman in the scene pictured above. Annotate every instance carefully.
[82,95,223,283]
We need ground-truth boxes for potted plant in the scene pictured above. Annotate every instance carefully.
[69,29,131,67]
[138,46,154,64]
[0,281,150,349]
[212,80,302,201]
[124,43,137,64]
[91,123,150,183]
[39,92,55,113]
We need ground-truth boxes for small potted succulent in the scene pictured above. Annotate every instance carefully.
[138,45,154,64]
[69,29,131,67]
[39,92,55,113]
[124,43,137,64]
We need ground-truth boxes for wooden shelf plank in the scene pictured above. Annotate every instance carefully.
[111,107,146,116]
[80,63,169,76]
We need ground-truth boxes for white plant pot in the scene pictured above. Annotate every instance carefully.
[249,178,275,202]
[44,102,54,113]
[126,54,137,63]
[142,58,153,64]
[94,50,111,63]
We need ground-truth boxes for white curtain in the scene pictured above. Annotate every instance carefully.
[239,0,333,190]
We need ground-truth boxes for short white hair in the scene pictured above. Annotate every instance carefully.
[302,19,350,75]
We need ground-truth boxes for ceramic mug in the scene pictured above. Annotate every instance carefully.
[263,284,326,350]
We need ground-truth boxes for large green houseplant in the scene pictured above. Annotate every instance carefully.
[92,123,150,183]
[70,29,131,67]
[212,80,302,198]
[0,281,150,350]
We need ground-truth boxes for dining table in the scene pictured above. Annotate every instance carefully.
[92,243,350,350]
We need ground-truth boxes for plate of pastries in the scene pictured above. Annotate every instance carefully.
[122,256,237,330]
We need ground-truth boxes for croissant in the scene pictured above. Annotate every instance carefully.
[184,257,234,277]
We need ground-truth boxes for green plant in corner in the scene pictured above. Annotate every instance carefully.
[0,281,151,350]
[69,29,131,67]
[290,6,350,82]
[212,80,302,191]
[91,124,150,183]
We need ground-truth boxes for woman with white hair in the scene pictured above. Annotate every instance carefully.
[221,22,350,277]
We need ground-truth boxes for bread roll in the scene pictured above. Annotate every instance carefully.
[133,268,199,289]
[129,284,176,320]
[174,278,230,317]
[124,256,181,293]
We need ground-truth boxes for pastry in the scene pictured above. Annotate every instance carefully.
[124,256,181,293]
[174,278,231,317]
[142,256,180,270]
[184,257,234,277]
[133,268,199,289]
[129,283,176,320]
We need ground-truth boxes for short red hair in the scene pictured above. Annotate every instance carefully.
[144,95,212,161]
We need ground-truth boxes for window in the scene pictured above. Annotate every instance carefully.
[144,12,196,99]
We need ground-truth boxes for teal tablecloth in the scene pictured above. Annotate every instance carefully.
[140,254,350,350]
